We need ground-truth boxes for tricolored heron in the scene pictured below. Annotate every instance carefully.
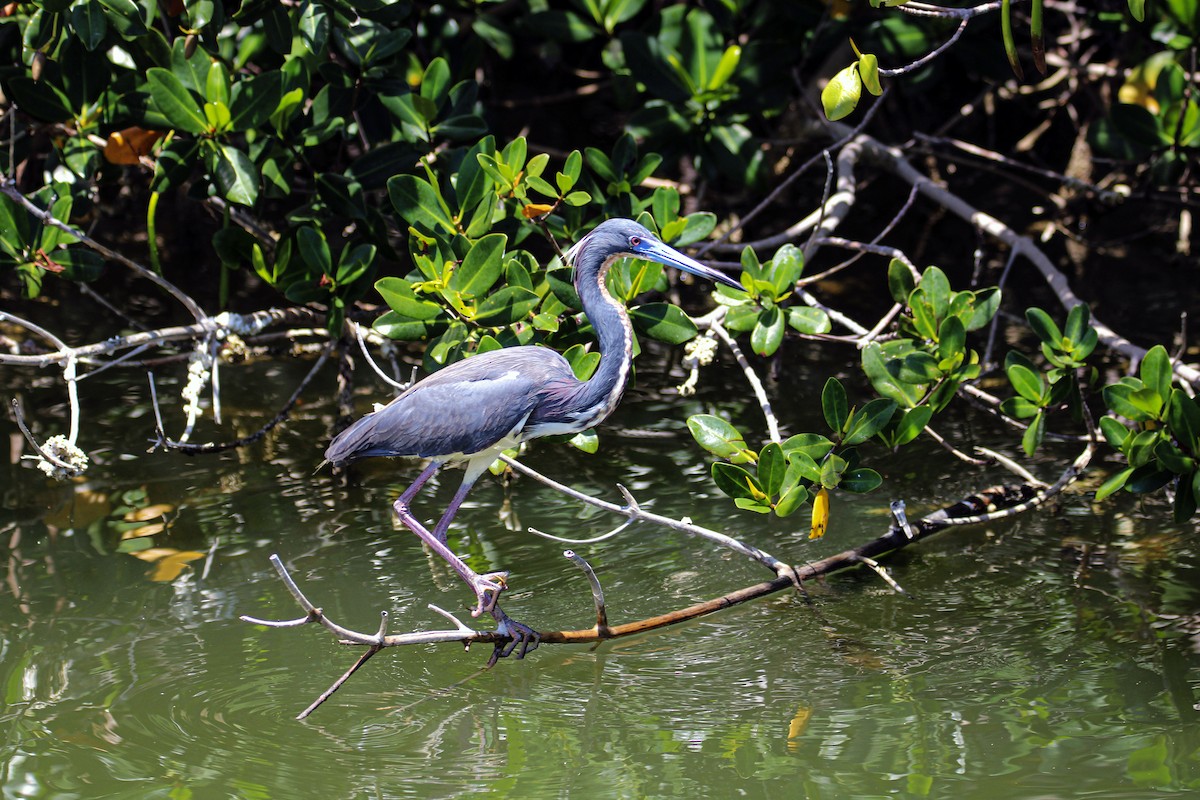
[325,218,742,660]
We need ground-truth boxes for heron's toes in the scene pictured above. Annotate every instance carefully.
[469,571,509,617]
[487,613,540,666]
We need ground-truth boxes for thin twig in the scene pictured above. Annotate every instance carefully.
[708,321,781,443]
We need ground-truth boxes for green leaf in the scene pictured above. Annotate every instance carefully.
[563,344,601,381]
[862,342,926,408]
[147,68,208,134]
[782,433,834,462]
[822,377,849,434]
[999,397,1041,419]
[840,468,883,493]
[420,57,450,106]
[774,484,809,517]
[1126,463,1174,494]
[887,259,916,304]
[1174,471,1197,522]
[472,286,540,326]
[734,498,773,514]
[1167,389,1200,451]
[569,430,599,454]
[758,442,786,497]
[213,144,258,206]
[709,44,741,90]
[966,288,1002,331]
[842,399,897,446]
[1026,307,1062,344]
[299,0,329,54]
[1007,362,1046,403]
[675,212,717,246]
[859,53,882,96]
[937,316,966,361]
[0,195,31,254]
[1099,416,1131,449]
[920,267,951,318]
[53,248,104,282]
[787,306,831,335]
[1022,410,1045,456]
[1063,302,1091,344]
[629,303,698,344]
[712,462,762,501]
[97,0,148,35]
[229,71,285,132]
[784,452,821,484]
[71,0,107,50]
[751,306,785,356]
[1140,345,1173,401]
[820,453,848,489]
[766,244,804,294]
[1104,380,1163,421]
[5,78,73,123]
[892,406,932,446]
[296,226,331,275]
[1095,466,1134,501]
[450,234,507,298]
[387,175,456,234]
[376,278,444,321]
[688,414,751,462]
[821,62,862,121]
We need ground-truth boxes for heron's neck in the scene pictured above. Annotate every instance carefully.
[575,255,634,420]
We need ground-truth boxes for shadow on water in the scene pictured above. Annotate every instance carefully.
[3,339,1200,798]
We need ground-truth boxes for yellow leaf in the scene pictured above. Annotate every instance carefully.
[123,503,175,521]
[103,127,163,165]
[809,488,829,540]
[122,522,165,539]
[522,203,554,219]
[131,548,206,582]
[787,706,813,751]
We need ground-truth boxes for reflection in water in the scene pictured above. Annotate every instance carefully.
[2,360,1200,798]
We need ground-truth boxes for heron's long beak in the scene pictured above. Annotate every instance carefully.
[637,239,744,292]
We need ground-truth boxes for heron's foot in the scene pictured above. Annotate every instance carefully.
[486,609,540,667]
[469,570,510,617]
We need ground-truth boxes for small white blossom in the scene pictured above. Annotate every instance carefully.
[181,345,213,418]
[684,335,718,366]
[35,435,88,480]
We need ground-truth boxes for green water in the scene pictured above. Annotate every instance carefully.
[3,352,1200,799]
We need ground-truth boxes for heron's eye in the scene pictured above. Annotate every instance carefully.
[629,236,641,247]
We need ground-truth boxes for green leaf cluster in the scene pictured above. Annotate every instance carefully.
[862,262,999,415]
[1098,345,1200,521]
[687,377,891,519]
[714,244,830,357]
[0,185,102,297]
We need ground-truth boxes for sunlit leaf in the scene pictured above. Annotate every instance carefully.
[809,488,829,539]
[821,62,861,121]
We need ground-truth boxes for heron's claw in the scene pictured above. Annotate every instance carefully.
[486,611,540,667]
[469,570,509,617]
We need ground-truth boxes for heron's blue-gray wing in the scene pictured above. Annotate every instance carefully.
[324,348,579,465]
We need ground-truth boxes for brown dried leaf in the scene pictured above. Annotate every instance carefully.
[103,127,163,165]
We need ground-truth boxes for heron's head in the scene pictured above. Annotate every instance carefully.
[566,218,743,292]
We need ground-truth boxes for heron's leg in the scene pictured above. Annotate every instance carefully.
[431,473,479,544]
[393,472,508,618]
[396,460,440,509]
